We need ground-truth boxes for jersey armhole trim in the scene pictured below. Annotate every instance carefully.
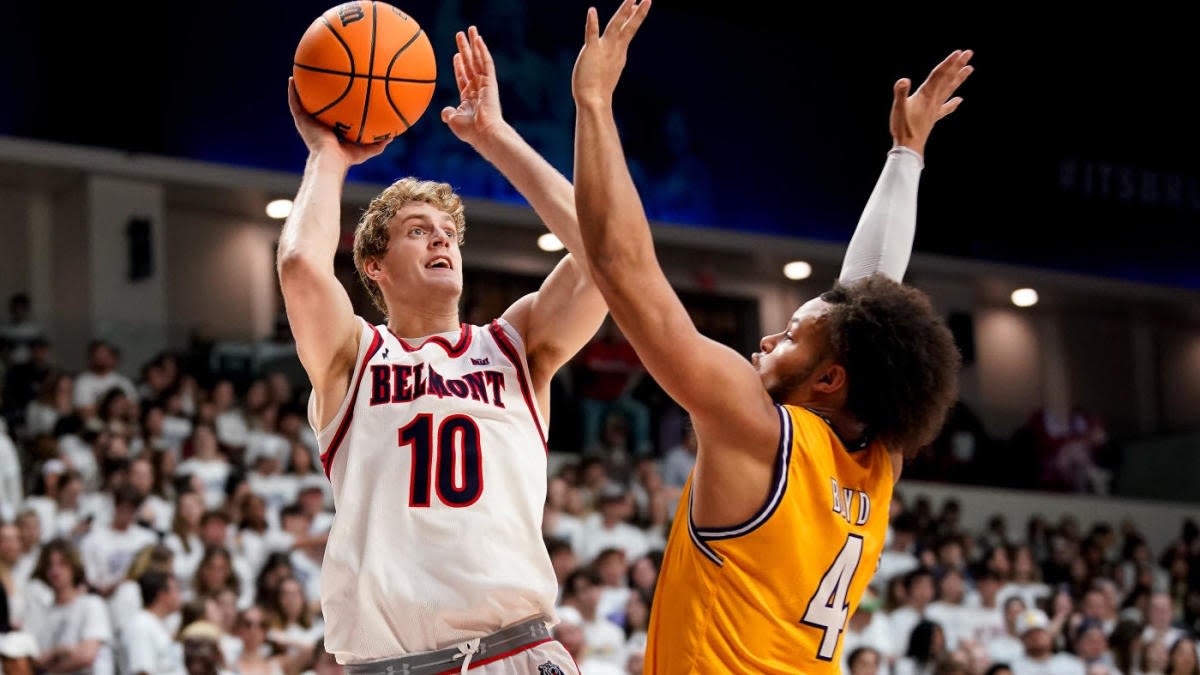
[319,325,384,479]
[488,320,548,454]
[692,404,794,543]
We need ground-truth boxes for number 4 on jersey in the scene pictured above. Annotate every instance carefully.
[800,534,864,661]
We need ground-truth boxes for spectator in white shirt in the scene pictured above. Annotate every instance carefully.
[843,588,895,672]
[1009,608,1085,675]
[1166,637,1197,675]
[544,477,586,554]
[877,512,921,586]
[121,570,184,675]
[999,544,1051,612]
[73,340,138,418]
[211,380,249,450]
[279,505,323,607]
[25,372,74,439]
[106,544,174,636]
[962,566,1009,646]
[79,484,157,597]
[0,420,22,521]
[552,609,624,675]
[659,421,696,490]
[294,485,332,536]
[235,493,292,578]
[593,547,631,625]
[927,567,971,649]
[893,620,946,675]
[47,470,90,544]
[247,448,297,524]
[266,576,324,657]
[12,509,42,587]
[127,457,172,534]
[1074,618,1122,675]
[0,293,45,365]
[0,523,25,621]
[1142,592,1184,649]
[175,424,231,510]
[561,568,625,668]
[847,646,884,675]
[546,538,578,601]
[579,486,648,565]
[889,568,935,655]
[164,491,205,589]
[26,538,114,674]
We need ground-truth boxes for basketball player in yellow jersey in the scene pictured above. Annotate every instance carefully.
[571,2,969,671]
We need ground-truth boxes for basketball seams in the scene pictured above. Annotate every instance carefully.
[383,27,427,132]
[307,17,358,117]
[354,2,378,144]
[292,62,433,83]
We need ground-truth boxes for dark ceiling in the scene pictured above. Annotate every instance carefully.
[2,3,1196,288]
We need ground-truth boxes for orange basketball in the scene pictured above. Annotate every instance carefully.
[293,1,436,145]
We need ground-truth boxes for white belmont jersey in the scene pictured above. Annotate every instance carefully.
[314,318,558,664]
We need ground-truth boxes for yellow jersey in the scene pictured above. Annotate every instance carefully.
[645,404,894,673]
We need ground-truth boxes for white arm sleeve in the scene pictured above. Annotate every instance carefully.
[838,146,924,284]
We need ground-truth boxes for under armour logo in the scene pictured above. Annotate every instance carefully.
[471,357,490,366]
[538,662,565,675]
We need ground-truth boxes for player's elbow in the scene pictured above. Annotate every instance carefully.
[276,250,328,285]
[581,235,643,284]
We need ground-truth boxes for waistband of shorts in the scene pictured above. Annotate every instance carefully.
[343,616,553,675]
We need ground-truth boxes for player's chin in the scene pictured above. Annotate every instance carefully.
[421,270,463,289]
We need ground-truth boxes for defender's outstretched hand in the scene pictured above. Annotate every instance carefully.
[287,78,391,166]
[890,49,974,156]
[441,26,505,147]
[572,0,652,104]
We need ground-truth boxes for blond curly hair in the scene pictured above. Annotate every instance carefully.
[354,177,466,315]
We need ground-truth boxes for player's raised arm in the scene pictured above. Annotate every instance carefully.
[276,79,390,428]
[571,1,778,457]
[442,27,606,395]
[839,50,974,283]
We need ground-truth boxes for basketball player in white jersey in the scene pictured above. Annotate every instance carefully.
[278,23,608,675]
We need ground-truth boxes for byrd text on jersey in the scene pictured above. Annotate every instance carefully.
[368,362,507,409]
[830,477,871,527]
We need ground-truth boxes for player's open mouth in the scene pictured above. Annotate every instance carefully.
[426,257,453,270]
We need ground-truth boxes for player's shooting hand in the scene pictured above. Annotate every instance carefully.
[572,0,651,105]
[441,27,505,148]
[890,49,974,157]
[288,78,391,167]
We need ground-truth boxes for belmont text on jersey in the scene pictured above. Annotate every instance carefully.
[368,363,507,409]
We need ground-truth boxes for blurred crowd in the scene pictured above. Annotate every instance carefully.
[1,290,1198,675]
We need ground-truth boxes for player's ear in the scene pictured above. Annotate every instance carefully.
[812,363,846,394]
[363,257,385,281]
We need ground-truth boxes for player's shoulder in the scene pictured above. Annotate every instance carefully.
[480,317,528,352]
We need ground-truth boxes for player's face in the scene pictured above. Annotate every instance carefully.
[380,202,463,300]
[752,298,833,402]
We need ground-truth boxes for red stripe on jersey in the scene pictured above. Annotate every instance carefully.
[488,321,548,454]
[391,323,472,357]
[431,637,553,674]
[321,326,384,479]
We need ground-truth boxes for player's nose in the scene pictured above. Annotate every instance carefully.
[759,333,778,353]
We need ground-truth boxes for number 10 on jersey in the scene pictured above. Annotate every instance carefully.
[399,414,483,507]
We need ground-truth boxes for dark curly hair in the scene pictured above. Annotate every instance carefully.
[820,274,960,456]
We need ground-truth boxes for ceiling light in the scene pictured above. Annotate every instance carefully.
[1011,288,1039,307]
[783,261,812,280]
[538,233,564,252]
[265,199,292,219]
